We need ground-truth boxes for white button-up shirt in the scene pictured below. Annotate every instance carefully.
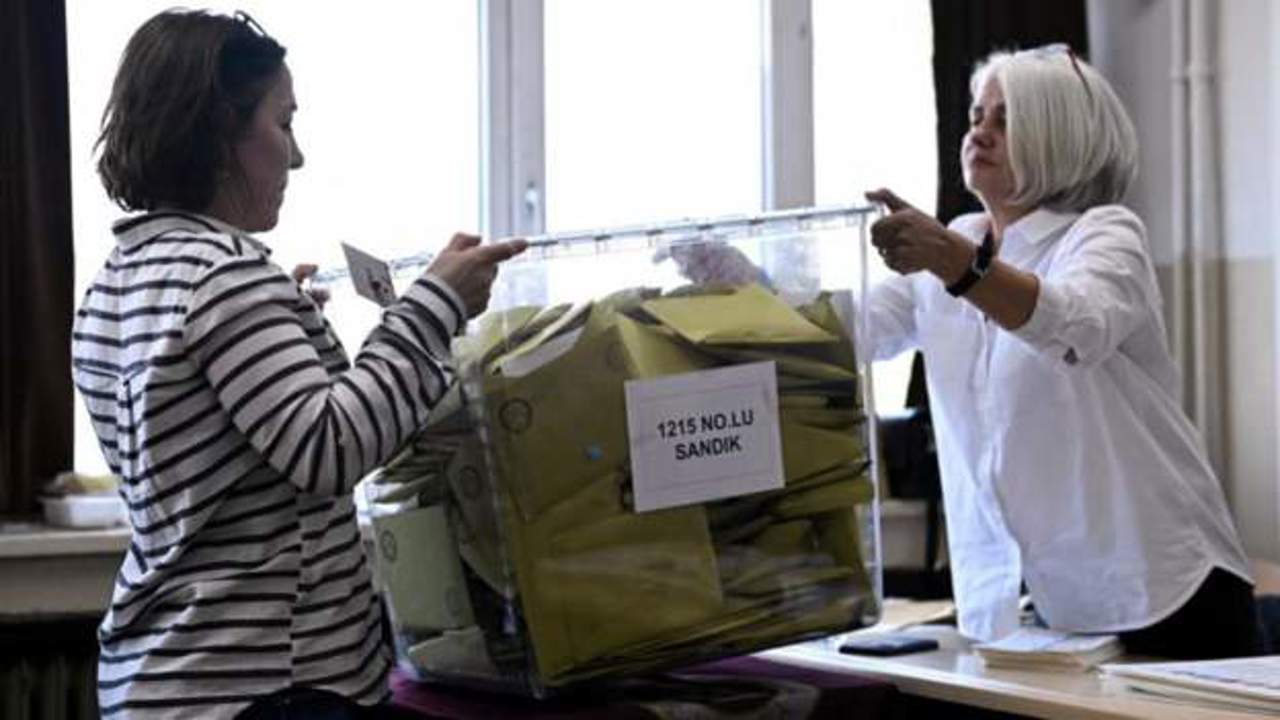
[865,205,1251,641]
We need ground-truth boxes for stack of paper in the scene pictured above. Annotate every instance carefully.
[1102,656,1280,715]
[850,597,956,634]
[974,627,1122,671]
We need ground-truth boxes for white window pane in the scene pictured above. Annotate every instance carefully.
[813,0,936,409]
[813,0,936,215]
[67,1,478,474]
[544,0,763,231]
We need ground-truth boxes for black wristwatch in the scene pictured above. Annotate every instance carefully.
[945,231,995,297]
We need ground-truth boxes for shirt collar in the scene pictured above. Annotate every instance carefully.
[1003,207,1079,246]
[112,210,272,256]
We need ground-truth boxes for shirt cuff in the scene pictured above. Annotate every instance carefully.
[1010,281,1078,366]
[403,273,467,338]
[423,273,468,324]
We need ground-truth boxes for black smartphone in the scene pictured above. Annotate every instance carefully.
[838,632,940,657]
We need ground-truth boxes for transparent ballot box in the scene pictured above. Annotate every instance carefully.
[365,204,883,696]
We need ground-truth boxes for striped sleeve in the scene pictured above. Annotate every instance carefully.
[182,255,461,496]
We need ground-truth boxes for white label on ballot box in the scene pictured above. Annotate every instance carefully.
[625,361,783,512]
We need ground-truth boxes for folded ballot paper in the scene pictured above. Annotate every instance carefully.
[367,275,881,696]
[1101,656,1280,714]
[975,627,1123,671]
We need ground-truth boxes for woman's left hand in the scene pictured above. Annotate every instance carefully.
[865,188,971,284]
[292,263,331,310]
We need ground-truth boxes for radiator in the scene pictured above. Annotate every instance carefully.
[0,620,98,720]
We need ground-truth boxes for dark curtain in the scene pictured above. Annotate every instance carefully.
[0,0,74,515]
[931,0,1089,223]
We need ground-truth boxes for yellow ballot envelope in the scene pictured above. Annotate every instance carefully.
[641,283,838,346]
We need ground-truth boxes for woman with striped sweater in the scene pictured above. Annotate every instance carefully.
[73,10,525,718]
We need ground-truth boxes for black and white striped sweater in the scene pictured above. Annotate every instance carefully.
[72,211,462,719]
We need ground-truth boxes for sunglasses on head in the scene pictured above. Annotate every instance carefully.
[1033,43,1093,103]
[233,10,269,37]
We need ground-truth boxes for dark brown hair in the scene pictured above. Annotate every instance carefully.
[96,10,287,212]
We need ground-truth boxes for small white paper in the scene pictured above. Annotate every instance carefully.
[625,361,783,512]
[977,628,1117,654]
[342,242,397,307]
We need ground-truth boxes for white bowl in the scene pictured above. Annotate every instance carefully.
[40,495,127,529]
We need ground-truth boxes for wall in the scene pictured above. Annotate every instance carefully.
[1087,0,1174,267]
[1218,0,1279,561]
[1089,0,1279,561]
[1269,0,1280,561]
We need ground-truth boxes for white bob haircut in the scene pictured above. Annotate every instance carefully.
[972,45,1139,212]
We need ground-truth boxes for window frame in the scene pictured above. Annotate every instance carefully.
[482,0,816,232]
[762,0,815,210]
[481,0,547,238]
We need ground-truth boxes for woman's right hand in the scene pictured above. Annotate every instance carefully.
[427,233,528,318]
[866,188,971,284]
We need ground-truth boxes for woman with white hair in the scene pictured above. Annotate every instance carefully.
[864,45,1258,659]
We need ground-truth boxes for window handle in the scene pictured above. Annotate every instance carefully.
[523,182,541,230]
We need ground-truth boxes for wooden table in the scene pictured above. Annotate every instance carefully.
[761,625,1267,719]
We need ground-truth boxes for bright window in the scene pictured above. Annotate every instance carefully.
[67,2,938,473]
[814,0,936,409]
[543,0,763,231]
